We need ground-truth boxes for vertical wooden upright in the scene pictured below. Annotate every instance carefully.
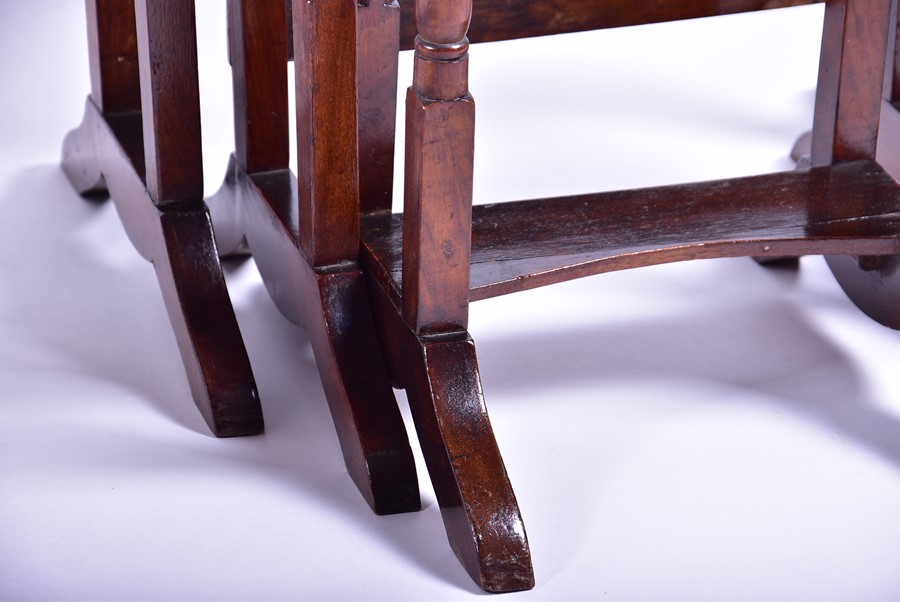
[294,0,360,266]
[402,0,476,334]
[61,0,264,437]
[377,0,535,591]
[86,0,141,116]
[811,0,895,166]
[204,0,420,512]
[812,0,900,327]
[358,0,402,213]
[229,0,290,175]
[134,0,204,205]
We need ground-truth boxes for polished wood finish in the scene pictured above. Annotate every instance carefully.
[86,0,140,114]
[211,162,420,514]
[364,161,900,302]
[807,0,900,328]
[207,0,419,514]
[365,289,534,592]
[229,0,290,174]
[397,0,822,48]
[354,0,900,592]
[811,0,894,167]
[61,0,263,437]
[294,0,359,267]
[281,0,824,55]
[378,0,535,591]
[134,0,203,205]
[402,0,475,334]
[69,0,899,593]
[358,0,401,213]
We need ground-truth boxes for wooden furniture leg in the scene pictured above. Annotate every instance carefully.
[206,0,419,515]
[357,0,900,592]
[61,0,264,437]
[365,0,534,592]
[812,0,900,327]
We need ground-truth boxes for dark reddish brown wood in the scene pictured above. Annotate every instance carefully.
[206,0,420,513]
[76,0,892,591]
[214,0,532,584]
[286,0,823,54]
[356,0,900,593]
[367,278,534,592]
[357,0,401,213]
[210,165,420,513]
[62,104,263,437]
[133,0,204,206]
[405,337,529,593]
[791,5,900,165]
[807,0,900,328]
[811,0,894,166]
[62,1,263,437]
[401,0,476,334]
[364,160,900,302]
[397,0,823,49]
[280,0,399,215]
[293,0,360,267]
[86,0,141,114]
[357,0,536,591]
[286,0,293,60]
[229,0,290,174]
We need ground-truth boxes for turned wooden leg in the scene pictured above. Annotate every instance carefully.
[60,0,263,436]
[374,0,535,591]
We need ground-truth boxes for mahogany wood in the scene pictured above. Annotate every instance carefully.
[369,284,534,592]
[61,0,263,437]
[808,0,900,328]
[210,161,420,514]
[811,0,894,167]
[285,0,825,55]
[86,0,140,114]
[354,0,900,592]
[358,0,401,213]
[229,0,290,175]
[68,0,898,592]
[377,0,534,591]
[283,0,824,56]
[207,0,419,514]
[294,0,360,267]
[364,161,900,302]
[134,0,203,206]
[399,0,823,49]
[401,0,476,334]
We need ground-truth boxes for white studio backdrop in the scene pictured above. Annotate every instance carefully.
[2,2,900,600]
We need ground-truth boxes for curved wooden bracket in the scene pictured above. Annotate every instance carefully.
[62,100,264,437]
[207,159,421,514]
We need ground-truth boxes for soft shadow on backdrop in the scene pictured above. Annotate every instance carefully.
[2,2,900,600]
